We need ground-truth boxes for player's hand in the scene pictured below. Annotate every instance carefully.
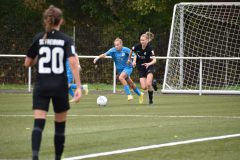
[127,59,131,65]
[132,62,136,68]
[93,57,99,64]
[73,88,82,103]
[142,63,151,69]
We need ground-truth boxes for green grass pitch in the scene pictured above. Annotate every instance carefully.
[0,93,240,160]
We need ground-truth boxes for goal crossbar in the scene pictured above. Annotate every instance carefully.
[178,2,240,6]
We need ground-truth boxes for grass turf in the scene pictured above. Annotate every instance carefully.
[0,93,240,160]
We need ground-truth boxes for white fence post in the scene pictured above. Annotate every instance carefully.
[28,67,31,92]
[113,62,116,94]
[199,58,203,96]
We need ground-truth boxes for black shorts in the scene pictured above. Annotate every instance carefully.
[33,91,70,113]
[138,65,155,78]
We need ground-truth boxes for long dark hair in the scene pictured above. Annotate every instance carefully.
[42,5,63,40]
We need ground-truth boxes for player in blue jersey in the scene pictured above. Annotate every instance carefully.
[66,56,88,103]
[93,38,144,104]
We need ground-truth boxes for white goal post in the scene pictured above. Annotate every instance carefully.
[162,2,240,95]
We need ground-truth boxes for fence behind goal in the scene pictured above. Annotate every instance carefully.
[0,55,163,93]
[1,55,240,95]
[0,55,117,93]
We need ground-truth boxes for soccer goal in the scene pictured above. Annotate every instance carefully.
[162,2,240,95]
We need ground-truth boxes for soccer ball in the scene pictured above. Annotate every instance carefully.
[97,96,108,106]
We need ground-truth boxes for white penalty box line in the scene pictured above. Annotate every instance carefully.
[64,133,240,160]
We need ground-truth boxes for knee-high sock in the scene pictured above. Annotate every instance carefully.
[148,91,153,102]
[124,85,131,95]
[32,119,46,160]
[54,121,66,160]
[133,87,141,96]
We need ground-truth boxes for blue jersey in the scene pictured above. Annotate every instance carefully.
[66,59,73,83]
[105,47,132,70]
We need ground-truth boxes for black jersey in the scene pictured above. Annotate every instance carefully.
[132,43,155,70]
[27,30,76,96]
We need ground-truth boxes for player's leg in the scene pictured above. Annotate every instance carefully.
[126,77,144,104]
[146,73,154,104]
[52,94,70,160]
[152,79,158,91]
[123,67,141,96]
[139,78,147,90]
[32,94,50,160]
[126,78,140,95]
[32,110,47,160]
[138,69,148,90]
[54,111,67,160]
[140,77,147,90]
[119,70,133,101]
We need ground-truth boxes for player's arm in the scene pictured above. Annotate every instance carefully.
[150,49,157,65]
[24,37,38,68]
[93,53,107,64]
[74,54,82,72]
[24,56,38,67]
[142,56,156,69]
[132,54,137,68]
[149,56,157,65]
[127,50,133,64]
[69,55,82,102]
[142,51,157,69]
[66,38,82,102]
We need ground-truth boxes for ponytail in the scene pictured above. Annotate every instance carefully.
[141,31,154,42]
[42,5,63,40]
[145,31,154,42]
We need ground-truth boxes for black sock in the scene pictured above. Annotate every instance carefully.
[32,119,46,160]
[148,91,153,102]
[54,121,66,160]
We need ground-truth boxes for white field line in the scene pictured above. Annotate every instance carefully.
[64,133,240,160]
[0,114,240,119]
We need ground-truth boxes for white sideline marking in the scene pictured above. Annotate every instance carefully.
[64,133,240,160]
[0,114,240,119]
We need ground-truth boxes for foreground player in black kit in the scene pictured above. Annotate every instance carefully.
[128,32,157,104]
[24,5,81,160]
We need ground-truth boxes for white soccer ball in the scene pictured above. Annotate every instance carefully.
[97,96,108,106]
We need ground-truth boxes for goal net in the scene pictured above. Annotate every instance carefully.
[162,2,240,95]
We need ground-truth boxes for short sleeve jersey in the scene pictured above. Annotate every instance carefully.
[105,47,132,70]
[26,30,76,96]
[132,43,155,70]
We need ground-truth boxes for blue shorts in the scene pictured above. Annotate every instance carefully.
[117,67,133,77]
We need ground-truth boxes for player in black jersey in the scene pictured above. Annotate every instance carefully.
[24,5,81,160]
[128,32,157,104]
[145,31,158,91]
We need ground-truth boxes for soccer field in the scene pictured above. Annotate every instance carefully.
[0,93,240,160]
